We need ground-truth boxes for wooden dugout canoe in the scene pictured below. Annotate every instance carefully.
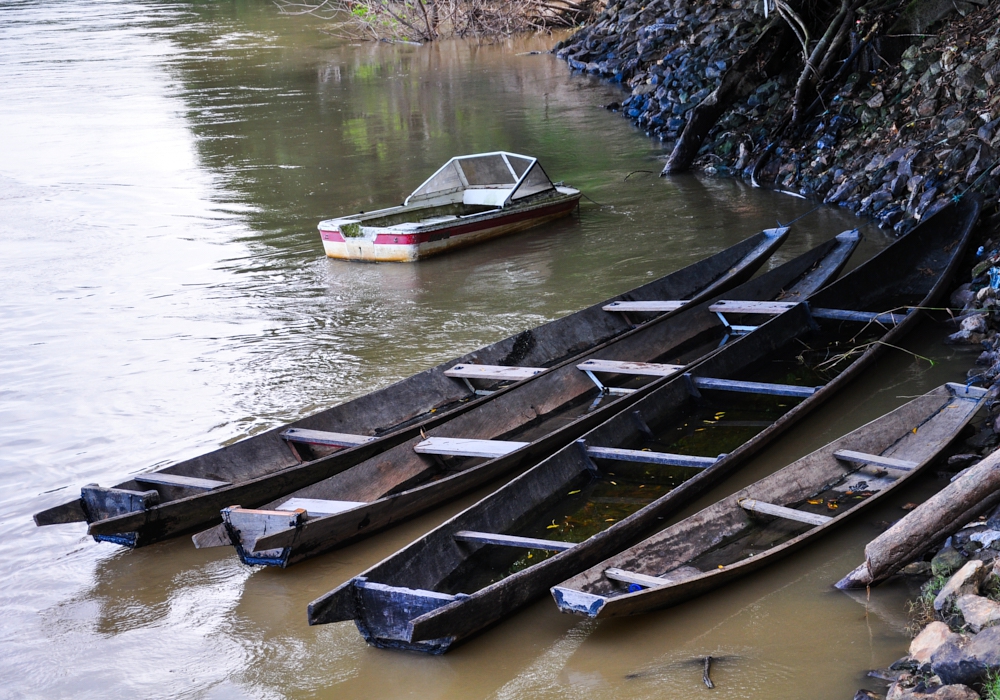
[551,382,986,618]
[33,227,789,548]
[193,231,860,565]
[306,195,981,654]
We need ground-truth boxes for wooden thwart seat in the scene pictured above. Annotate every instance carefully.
[834,449,918,472]
[134,473,231,490]
[577,359,685,395]
[453,531,576,551]
[577,359,684,377]
[691,377,819,398]
[708,300,799,315]
[602,300,687,312]
[739,498,832,526]
[275,498,366,515]
[604,568,672,588]
[444,364,547,381]
[811,308,908,325]
[281,428,375,448]
[414,437,528,459]
[585,445,719,468]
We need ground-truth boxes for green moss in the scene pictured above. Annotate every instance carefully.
[341,222,363,238]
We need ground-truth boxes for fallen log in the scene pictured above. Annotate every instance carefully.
[662,19,788,174]
[836,449,1000,589]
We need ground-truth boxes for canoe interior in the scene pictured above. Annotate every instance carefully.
[307,196,981,652]
[551,383,985,617]
[349,202,498,229]
[212,232,857,565]
[34,227,787,545]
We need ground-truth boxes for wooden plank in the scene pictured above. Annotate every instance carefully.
[812,308,908,325]
[585,446,718,468]
[355,579,458,602]
[276,498,366,515]
[693,377,819,398]
[604,568,672,588]
[134,473,231,490]
[602,300,687,312]
[280,428,374,448]
[453,530,576,551]
[834,449,919,472]
[577,359,685,377]
[444,364,546,381]
[414,437,529,459]
[739,498,832,526]
[708,300,798,315]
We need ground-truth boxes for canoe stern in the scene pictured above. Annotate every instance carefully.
[550,586,608,617]
[81,484,160,548]
[315,578,461,653]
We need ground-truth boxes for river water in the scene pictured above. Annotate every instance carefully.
[0,0,982,698]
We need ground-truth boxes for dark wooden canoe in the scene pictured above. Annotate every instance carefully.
[34,228,789,547]
[192,231,860,566]
[306,195,981,654]
[551,382,985,618]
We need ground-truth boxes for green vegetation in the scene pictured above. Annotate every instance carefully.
[983,669,1000,700]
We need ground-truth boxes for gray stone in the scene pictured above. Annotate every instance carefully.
[960,314,988,334]
[933,548,969,576]
[932,625,1000,685]
[934,560,987,612]
[956,594,1000,632]
[904,561,933,576]
[947,453,980,469]
[910,621,963,665]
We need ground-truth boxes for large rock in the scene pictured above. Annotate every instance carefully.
[910,621,964,665]
[890,682,980,699]
[934,560,987,612]
[956,594,1000,632]
[932,625,1000,685]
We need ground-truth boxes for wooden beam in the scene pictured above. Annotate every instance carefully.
[602,300,687,312]
[811,308,908,325]
[739,499,832,526]
[281,428,375,448]
[414,437,529,459]
[585,445,719,468]
[276,498,366,515]
[604,568,672,588]
[444,364,547,381]
[453,531,576,551]
[833,449,918,472]
[134,473,231,490]
[692,376,820,398]
[708,300,798,315]
[577,359,684,377]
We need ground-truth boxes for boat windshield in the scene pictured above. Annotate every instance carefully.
[405,152,556,206]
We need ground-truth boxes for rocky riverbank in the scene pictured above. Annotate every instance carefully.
[555,0,1000,235]
[857,507,1000,699]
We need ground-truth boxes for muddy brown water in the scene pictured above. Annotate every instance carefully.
[0,0,983,697]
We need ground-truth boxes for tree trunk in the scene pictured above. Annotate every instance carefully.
[663,20,786,175]
[835,451,1000,589]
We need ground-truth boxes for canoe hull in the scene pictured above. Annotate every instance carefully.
[551,383,986,618]
[221,231,856,567]
[37,227,787,548]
